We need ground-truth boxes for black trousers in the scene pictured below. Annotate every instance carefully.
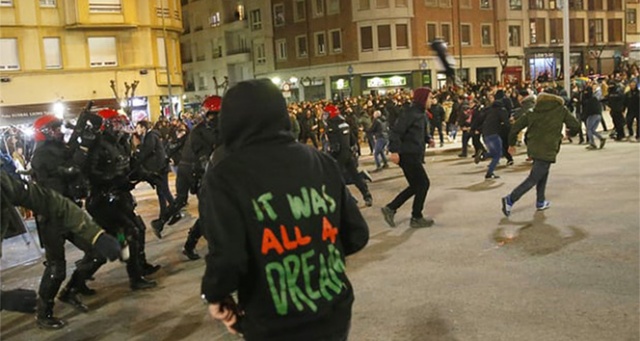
[386,153,430,219]
[610,110,626,139]
[460,130,472,156]
[161,162,194,222]
[340,157,370,200]
[471,133,486,157]
[500,131,513,162]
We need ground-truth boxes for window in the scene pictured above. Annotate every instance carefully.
[197,73,207,91]
[377,25,391,50]
[155,0,169,17]
[529,18,546,44]
[481,24,492,45]
[40,0,56,7]
[606,0,621,11]
[549,19,563,43]
[396,24,408,48]
[195,42,204,61]
[359,0,370,10]
[89,0,121,13]
[607,19,622,42]
[255,42,266,64]
[182,14,190,33]
[425,0,437,6]
[273,4,284,27]
[181,43,192,63]
[376,0,389,8]
[0,0,13,7]
[480,0,491,9]
[294,0,306,22]
[156,37,167,68]
[441,23,451,44]
[250,9,262,30]
[396,0,408,7]
[44,37,61,69]
[313,0,324,17]
[569,0,583,10]
[628,9,637,25]
[509,0,522,9]
[529,0,544,9]
[587,0,603,10]
[315,32,326,55]
[296,35,308,58]
[327,0,340,14]
[0,39,19,70]
[361,26,373,51]
[209,12,221,27]
[88,37,117,67]
[461,24,471,46]
[588,19,603,43]
[329,29,342,53]
[427,23,437,43]
[276,39,287,60]
[439,0,452,7]
[570,19,584,43]
[549,0,556,9]
[508,25,521,46]
[211,39,222,58]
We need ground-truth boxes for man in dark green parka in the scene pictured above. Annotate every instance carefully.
[501,90,581,216]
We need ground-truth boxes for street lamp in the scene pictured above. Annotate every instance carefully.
[53,101,64,119]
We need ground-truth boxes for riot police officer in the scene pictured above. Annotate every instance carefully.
[325,105,373,206]
[30,115,102,328]
[79,109,158,292]
[152,96,220,248]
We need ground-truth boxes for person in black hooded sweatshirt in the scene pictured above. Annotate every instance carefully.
[380,87,436,229]
[199,79,369,341]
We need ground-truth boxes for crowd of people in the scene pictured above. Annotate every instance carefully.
[0,62,638,339]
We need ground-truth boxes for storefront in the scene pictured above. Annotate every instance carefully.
[502,66,523,84]
[330,76,352,101]
[300,77,326,102]
[0,98,119,127]
[476,67,497,83]
[361,73,410,96]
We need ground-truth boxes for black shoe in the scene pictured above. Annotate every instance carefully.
[36,314,66,329]
[381,206,396,228]
[599,138,606,149]
[473,153,481,164]
[143,263,161,276]
[364,196,373,207]
[410,216,434,228]
[76,282,97,296]
[506,160,514,166]
[382,163,389,169]
[458,153,467,158]
[130,277,157,291]
[182,248,201,261]
[151,219,164,239]
[167,213,183,226]
[485,173,500,179]
[58,288,89,313]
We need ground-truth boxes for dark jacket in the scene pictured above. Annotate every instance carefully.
[581,96,603,118]
[429,103,445,124]
[369,116,388,140]
[190,119,218,160]
[476,101,511,137]
[200,79,369,341]
[625,88,639,115]
[388,103,431,154]
[509,93,581,163]
[1,169,103,258]
[326,115,353,164]
[136,129,168,173]
[31,140,73,197]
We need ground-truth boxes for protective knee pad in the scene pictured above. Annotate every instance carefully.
[38,261,66,300]
[74,255,106,280]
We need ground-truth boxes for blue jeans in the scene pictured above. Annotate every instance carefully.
[156,170,175,218]
[586,115,603,145]
[373,137,388,168]
[509,159,551,203]
[483,134,502,176]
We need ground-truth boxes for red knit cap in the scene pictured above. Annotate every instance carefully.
[325,104,340,118]
[413,87,432,107]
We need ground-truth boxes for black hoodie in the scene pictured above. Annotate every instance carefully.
[199,79,369,341]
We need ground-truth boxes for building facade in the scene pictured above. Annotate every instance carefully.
[0,0,183,125]
[627,0,639,63]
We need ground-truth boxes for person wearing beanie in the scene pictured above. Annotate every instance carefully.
[381,87,436,229]
[200,79,369,340]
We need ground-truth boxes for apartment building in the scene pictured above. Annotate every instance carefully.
[180,0,275,107]
[0,0,183,125]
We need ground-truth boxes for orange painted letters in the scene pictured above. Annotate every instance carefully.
[321,217,338,244]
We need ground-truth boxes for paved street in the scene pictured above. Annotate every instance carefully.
[1,137,639,341]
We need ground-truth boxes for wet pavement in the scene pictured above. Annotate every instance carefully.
[1,133,639,341]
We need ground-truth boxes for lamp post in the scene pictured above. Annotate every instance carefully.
[161,0,174,117]
[560,0,571,92]
[497,50,509,84]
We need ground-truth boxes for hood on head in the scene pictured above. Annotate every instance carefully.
[220,79,293,151]
[413,87,431,109]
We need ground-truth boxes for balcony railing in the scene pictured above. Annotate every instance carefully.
[89,3,122,12]
[155,7,170,18]
[227,47,250,56]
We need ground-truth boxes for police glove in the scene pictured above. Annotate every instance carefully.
[94,233,122,261]
[0,289,37,313]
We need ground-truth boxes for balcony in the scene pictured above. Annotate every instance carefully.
[226,47,250,64]
[64,0,137,29]
[224,19,248,32]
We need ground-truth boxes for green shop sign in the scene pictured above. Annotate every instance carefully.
[422,73,431,85]
[331,79,351,90]
[366,76,407,88]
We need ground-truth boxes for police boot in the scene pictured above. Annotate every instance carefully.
[182,229,201,261]
[151,219,164,239]
[36,299,66,329]
[76,281,97,296]
[136,232,161,276]
[58,286,89,313]
[127,244,157,291]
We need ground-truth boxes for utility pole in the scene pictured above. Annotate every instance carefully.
[161,0,174,117]
[561,0,571,92]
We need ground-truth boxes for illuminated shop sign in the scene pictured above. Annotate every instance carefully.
[366,76,406,88]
